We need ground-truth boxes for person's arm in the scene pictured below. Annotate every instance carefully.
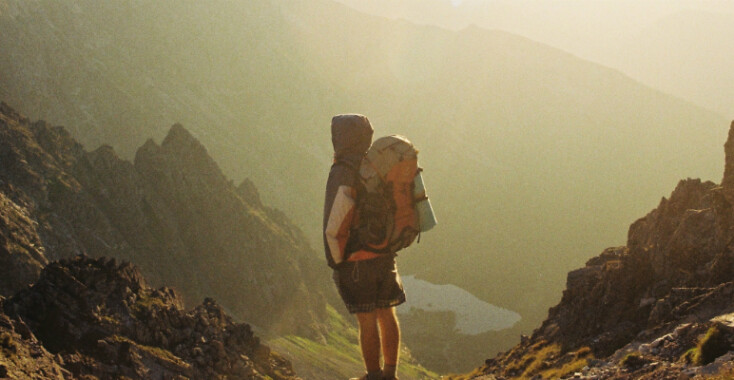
[324,185,356,266]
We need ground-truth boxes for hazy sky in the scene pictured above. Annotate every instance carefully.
[333,0,734,117]
[333,0,734,45]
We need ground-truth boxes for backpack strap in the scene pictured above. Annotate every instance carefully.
[334,158,357,171]
[363,156,387,185]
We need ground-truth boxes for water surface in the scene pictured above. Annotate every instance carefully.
[397,275,521,335]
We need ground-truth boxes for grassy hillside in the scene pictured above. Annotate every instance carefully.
[269,305,438,380]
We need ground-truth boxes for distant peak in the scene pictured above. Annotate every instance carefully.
[135,123,222,183]
[87,144,125,172]
[162,123,198,148]
[92,144,116,155]
[137,138,160,154]
[89,144,119,163]
[158,123,214,166]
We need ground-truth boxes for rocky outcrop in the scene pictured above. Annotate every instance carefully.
[0,102,329,337]
[0,296,71,379]
[721,121,734,197]
[458,120,734,379]
[1,255,299,379]
[0,192,46,296]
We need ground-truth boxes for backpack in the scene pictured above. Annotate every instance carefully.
[351,135,434,254]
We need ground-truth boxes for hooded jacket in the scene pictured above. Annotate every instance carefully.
[323,114,373,268]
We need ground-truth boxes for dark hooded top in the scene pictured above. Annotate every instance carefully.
[322,114,373,268]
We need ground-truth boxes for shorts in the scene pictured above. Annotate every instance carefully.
[332,255,406,314]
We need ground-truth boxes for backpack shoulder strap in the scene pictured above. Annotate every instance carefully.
[334,158,358,172]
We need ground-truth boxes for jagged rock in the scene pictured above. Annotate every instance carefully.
[0,192,47,296]
[0,102,330,336]
[463,120,734,380]
[0,293,72,379]
[238,177,265,208]
[3,255,300,379]
[721,120,734,195]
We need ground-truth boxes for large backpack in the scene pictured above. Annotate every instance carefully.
[351,135,432,254]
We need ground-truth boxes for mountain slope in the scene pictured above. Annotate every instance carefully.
[0,0,728,370]
[332,1,734,118]
[0,101,329,336]
[0,102,438,379]
[453,121,734,379]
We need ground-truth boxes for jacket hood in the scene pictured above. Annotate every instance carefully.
[331,114,373,161]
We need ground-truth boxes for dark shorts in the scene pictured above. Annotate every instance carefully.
[332,256,406,314]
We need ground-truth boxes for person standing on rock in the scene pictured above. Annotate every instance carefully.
[323,114,405,380]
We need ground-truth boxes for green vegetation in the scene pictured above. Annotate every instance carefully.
[575,347,592,357]
[525,345,587,378]
[543,358,589,379]
[683,347,700,365]
[698,326,730,365]
[130,292,168,317]
[620,351,647,369]
[269,306,368,379]
[269,305,438,380]
[521,343,561,378]
[471,342,594,379]
[684,326,731,366]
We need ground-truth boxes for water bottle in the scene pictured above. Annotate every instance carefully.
[413,170,437,232]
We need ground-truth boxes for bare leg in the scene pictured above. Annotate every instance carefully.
[356,311,381,372]
[376,307,400,371]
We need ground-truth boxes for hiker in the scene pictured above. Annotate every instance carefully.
[323,114,405,380]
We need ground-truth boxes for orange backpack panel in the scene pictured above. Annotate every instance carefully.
[353,136,421,254]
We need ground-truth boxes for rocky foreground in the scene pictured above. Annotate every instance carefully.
[0,255,299,379]
[453,122,734,379]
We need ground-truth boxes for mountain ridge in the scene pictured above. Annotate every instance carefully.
[0,101,330,337]
[331,0,734,118]
[454,121,734,379]
[0,0,728,371]
[0,101,438,379]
